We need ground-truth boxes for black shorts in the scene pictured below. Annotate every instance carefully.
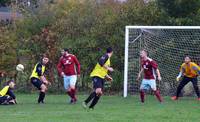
[0,96,9,104]
[92,76,105,89]
[31,77,42,90]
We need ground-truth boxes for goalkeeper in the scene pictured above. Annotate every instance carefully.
[171,56,200,101]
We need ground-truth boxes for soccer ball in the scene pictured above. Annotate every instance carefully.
[16,64,24,72]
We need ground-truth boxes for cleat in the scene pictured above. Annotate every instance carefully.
[69,99,73,104]
[73,97,77,104]
[88,107,94,111]
[38,101,45,104]
[82,102,87,109]
[197,98,200,101]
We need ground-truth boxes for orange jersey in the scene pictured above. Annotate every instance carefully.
[180,62,200,78]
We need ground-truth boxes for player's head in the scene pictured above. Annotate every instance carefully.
[7,80,15,89]
[184,56,191,64]
[42,54,49,65]
[106,47,113,57]
[140,49,148,58]
[61,49,65,56]
[64,48,69,55]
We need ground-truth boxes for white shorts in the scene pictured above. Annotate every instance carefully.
[140,79,157,91]
[63,75,77,90]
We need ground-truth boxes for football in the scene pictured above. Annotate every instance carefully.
[16,64,24,72]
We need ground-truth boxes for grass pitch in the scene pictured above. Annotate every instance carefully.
[0,94,200,122]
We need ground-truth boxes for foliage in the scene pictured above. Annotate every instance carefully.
[1,0,200,93]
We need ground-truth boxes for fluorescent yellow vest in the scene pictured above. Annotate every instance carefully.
[90,58,110,79]
[30,63,45,79]
[0,86,9,96]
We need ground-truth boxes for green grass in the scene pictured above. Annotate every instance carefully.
[0,94,200,122]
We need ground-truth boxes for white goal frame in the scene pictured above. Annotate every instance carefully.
[123,26,200,97]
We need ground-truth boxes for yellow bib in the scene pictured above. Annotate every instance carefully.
[90,58,110,79]
[0,86,9,96]
[30,63,45,79]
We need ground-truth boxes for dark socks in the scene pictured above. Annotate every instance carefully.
[67,91,73,99]
[154,90,162,102]
[89,95,100,109]
[71,89,76,100]
[140,91,145,103]
[38,92,45,103]
[85,92,96,104]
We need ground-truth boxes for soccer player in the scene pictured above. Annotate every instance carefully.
[57,48,81,104]
[171,56,200,101]
[0,80,17,105]
[82,47,114,110]
[30,54,50,104]
[137,49,163,103]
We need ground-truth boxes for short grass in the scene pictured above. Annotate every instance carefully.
[0,94,200,122]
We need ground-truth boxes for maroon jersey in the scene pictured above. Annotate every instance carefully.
[141,58,158,79]
[57,54,80,76]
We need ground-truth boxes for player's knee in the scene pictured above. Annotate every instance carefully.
[140,89,144,92]
[70,85,75,90]
[96,89,102,96]
[96,92,102,96]
[41,84,47,92]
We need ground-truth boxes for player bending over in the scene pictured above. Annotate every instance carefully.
[171,56,200,101]
[82,47,114,110]
[0,80,17,105]
[30,54,50,104]
[137,50,163,103]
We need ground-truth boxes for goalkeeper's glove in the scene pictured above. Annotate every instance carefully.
[176,72,182,81]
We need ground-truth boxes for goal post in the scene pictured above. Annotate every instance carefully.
[124,26,200,98]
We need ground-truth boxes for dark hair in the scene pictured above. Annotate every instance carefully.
[106,47,113,53]
[42,53,49,59]
[7,80,14,85]
[64,48,69,52]
[185,55,192,60]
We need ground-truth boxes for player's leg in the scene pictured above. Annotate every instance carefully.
[191,77,200,100]
[89,88,102,109]
[69,75,77,103]
[88,77,104,109]
[31,78,46,103]
[172,76,190,100]
[0,96,9,105]
[38,84,47,103]
[139,79,148,103]
[64,75,73,101]
[150,80,163,102]
[83,77,99,108]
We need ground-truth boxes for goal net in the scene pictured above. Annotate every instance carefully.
[124,26,200,97]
